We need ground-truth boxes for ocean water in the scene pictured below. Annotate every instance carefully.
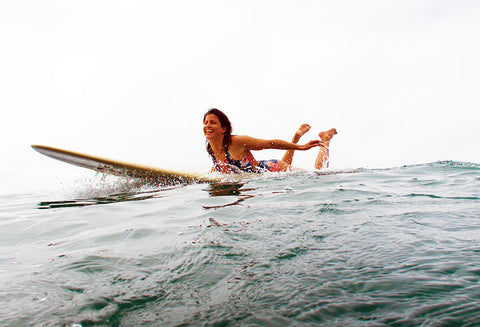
[1,161,479,326]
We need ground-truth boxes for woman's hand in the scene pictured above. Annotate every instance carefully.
[297,140,323,150]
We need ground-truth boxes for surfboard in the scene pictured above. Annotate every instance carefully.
[31,145,224,186]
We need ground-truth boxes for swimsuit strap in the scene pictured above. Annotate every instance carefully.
[210,145,230,164]
[224,146,231,160]
[224,147,244,172]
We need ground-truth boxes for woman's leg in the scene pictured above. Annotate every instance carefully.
[282,124,311,165]
[315,128,337,169]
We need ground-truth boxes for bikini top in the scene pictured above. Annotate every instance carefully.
[211,147,257,173]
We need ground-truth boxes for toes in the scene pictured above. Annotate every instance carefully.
[298,124,311,135]
[318,129,337,141]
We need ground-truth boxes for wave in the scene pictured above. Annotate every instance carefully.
[3,159,480,326]
[35,160,480,209]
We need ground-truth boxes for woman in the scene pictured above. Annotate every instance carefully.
[204,108,337,173]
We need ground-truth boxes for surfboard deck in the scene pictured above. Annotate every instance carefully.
[31,145,225,186]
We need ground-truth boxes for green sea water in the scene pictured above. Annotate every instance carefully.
[1,161,479,326]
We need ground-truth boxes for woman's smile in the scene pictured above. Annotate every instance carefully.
[203,114,226,140]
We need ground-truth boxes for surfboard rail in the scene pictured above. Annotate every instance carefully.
[31,145,221,185]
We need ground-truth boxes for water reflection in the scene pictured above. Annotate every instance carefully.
[37,189,167,209]
[202,182,255,210]
[37,181,257,210]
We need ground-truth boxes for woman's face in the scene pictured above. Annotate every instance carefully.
[203,114,226,140]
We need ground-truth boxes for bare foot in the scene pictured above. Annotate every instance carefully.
[318,128,337,142]
[293,124,311,142]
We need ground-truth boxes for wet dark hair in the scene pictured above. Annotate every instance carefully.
[204,108,232,158]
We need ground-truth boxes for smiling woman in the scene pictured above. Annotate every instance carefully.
[203,108,337,173]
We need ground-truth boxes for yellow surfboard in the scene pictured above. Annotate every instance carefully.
[32,145,224,186]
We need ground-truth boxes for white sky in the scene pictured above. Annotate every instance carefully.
[1,0,479,193]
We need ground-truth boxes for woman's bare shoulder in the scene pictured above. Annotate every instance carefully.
[231,135,257,146]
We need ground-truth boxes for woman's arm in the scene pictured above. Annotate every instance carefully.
[233,135,322,151]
